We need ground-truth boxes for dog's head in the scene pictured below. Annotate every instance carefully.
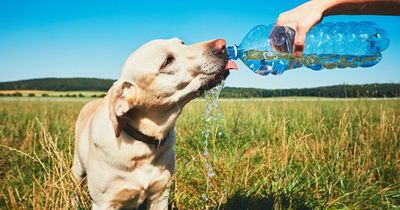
[109,38,234,138]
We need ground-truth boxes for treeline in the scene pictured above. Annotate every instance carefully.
[0,78,399,98]
[221,83,400,98]
[0,92,106,98]
[0,78,114,91]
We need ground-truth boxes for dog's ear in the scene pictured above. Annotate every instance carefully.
[108,81,137,137]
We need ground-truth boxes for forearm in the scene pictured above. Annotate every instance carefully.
[318,0,400,16]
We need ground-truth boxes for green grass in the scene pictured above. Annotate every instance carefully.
[0,98,399,209]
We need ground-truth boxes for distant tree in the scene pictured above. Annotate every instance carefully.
[42,93,49,97]
[0,78,114,91]
[28,93,35,97]
[12,92,23,97]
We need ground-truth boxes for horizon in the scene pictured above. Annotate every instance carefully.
[1,0,399,89]
[1,77,398,90]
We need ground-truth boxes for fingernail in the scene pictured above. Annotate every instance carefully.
[294,44,304,57]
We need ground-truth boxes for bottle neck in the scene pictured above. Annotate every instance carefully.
[227,45,238,60]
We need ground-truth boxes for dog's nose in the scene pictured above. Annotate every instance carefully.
[212,39,226,55]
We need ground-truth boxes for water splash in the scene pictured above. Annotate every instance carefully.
[201,81,225,209]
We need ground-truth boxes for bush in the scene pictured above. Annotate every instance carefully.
[41,93,49,97]
[12,92,23,97]
[28,93,36,97]
[78,93,84,98]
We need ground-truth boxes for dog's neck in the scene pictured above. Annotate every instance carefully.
[122,106,181,141]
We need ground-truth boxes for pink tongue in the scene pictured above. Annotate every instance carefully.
[225,60,238,70]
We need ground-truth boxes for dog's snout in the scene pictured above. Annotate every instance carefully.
[211,39,226,55]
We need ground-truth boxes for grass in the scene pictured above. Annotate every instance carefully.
[0,98,399,209]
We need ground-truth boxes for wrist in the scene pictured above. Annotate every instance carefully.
[320,0,351,16]
[311,0,348,17]
[308,0,332,17]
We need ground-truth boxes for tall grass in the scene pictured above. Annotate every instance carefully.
[1,99,399,209]
[0,101,91,209]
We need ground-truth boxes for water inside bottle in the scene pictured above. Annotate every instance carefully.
[243,50,382,75]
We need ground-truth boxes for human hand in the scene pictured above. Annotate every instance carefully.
[274,1,326,57]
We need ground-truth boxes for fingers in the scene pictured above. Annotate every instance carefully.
[270,26,290,53]
[294,26,307,57]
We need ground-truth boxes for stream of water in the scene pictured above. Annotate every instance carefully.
[201,81,225,209]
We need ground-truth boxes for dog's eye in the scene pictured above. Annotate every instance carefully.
[181,41,185,45]
[162,55,175,68]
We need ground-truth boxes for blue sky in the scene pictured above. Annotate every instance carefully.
[0,0,399,89]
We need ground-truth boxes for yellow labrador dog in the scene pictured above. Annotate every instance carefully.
[72,38,236,209]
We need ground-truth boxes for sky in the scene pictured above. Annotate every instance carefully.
[0,0,399,89]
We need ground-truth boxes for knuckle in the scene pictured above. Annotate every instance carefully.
[295,40,304,46]
[297,24,309,31]
[277,13,288,22]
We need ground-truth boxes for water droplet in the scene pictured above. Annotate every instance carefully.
[201,194,208,201]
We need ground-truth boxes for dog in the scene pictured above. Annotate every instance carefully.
[72,38,236,209]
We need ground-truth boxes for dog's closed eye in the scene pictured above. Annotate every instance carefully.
[161,55,175,69]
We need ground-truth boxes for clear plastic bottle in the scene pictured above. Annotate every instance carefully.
[227,21,390,75]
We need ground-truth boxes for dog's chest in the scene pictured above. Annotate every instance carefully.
[90,143,173,209]
[93,134,152,165]
[90,130,174,208]
[93,136,173,180]
[105,162,171,209]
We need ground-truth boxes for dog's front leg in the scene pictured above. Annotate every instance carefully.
[146,188,169,210]
[92,202,104,210]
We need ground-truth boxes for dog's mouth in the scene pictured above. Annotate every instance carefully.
[178,48,237,105]
[200,68,229,91]
[199,52,234,92]
[197,40,238,92]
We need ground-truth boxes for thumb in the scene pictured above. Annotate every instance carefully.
[294,26,307,57]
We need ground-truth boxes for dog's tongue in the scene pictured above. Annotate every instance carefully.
[225,60,238,70]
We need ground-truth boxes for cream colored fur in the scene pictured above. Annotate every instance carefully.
[72,38,229,210]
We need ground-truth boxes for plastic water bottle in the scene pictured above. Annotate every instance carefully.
[227,22,390,75]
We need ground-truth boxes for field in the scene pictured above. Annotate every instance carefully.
[0,98,399,209]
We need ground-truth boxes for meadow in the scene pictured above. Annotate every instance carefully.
[0,98,399,209]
